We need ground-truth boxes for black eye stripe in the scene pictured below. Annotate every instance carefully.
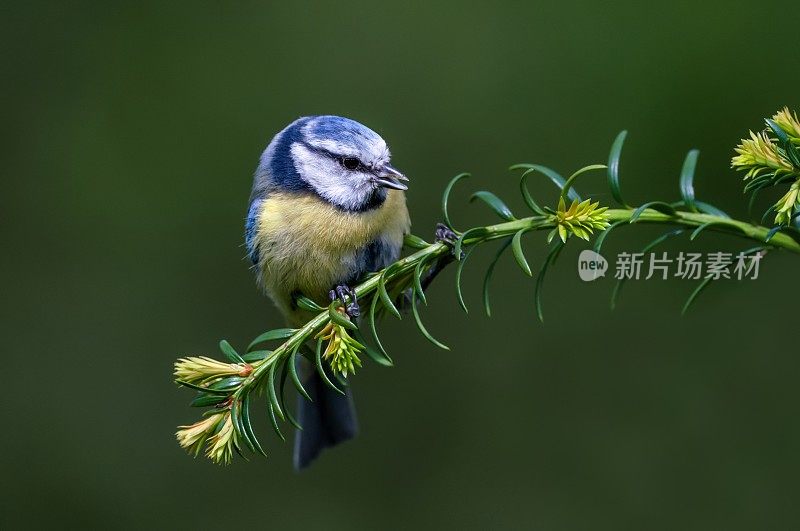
[297,141,371,172]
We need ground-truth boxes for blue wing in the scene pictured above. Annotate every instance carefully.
[342,236,402,285]
[245,199,263,265]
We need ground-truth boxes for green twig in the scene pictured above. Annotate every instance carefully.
[175,107,800,464]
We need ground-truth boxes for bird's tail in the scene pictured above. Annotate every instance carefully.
[293,360,358,470]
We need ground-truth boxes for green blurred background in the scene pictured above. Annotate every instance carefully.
[3,1,799,529]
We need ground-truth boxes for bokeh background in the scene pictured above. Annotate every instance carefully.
[2,1,799,529]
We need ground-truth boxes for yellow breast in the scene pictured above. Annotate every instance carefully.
[255,190,410,322]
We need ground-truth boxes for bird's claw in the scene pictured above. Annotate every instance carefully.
[329,285,360,319]
[435,223,457,245]
[435,223,462,259]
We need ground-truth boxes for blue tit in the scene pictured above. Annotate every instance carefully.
[245,115,411,469]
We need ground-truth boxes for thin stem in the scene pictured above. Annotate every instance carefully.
[237,207,800,398]
[179,109,800,464]
[604,208,800,253]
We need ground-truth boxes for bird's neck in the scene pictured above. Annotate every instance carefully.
[342,187,387,212]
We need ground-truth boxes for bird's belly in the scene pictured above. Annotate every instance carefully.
[263,237,359,302]
[254,190,410,322]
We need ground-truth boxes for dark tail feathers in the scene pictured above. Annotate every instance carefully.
[293,366,357,470]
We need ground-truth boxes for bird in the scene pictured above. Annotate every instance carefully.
[245,115,412,469]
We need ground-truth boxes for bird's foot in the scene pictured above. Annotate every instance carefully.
[329,285,360,319]
[434,223,463,259]
[435,223,457,245]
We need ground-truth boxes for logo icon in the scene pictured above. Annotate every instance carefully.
[578,250,608,281]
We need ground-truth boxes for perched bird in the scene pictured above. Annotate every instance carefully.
[245,115,412,469]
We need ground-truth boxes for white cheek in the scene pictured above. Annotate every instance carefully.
[290,143,374,209]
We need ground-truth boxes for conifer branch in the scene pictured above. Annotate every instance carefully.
[175,107,800,464]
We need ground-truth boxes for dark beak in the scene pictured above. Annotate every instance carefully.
[374,164,409,191]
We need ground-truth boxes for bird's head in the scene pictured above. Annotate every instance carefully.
[253,115,407,211]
